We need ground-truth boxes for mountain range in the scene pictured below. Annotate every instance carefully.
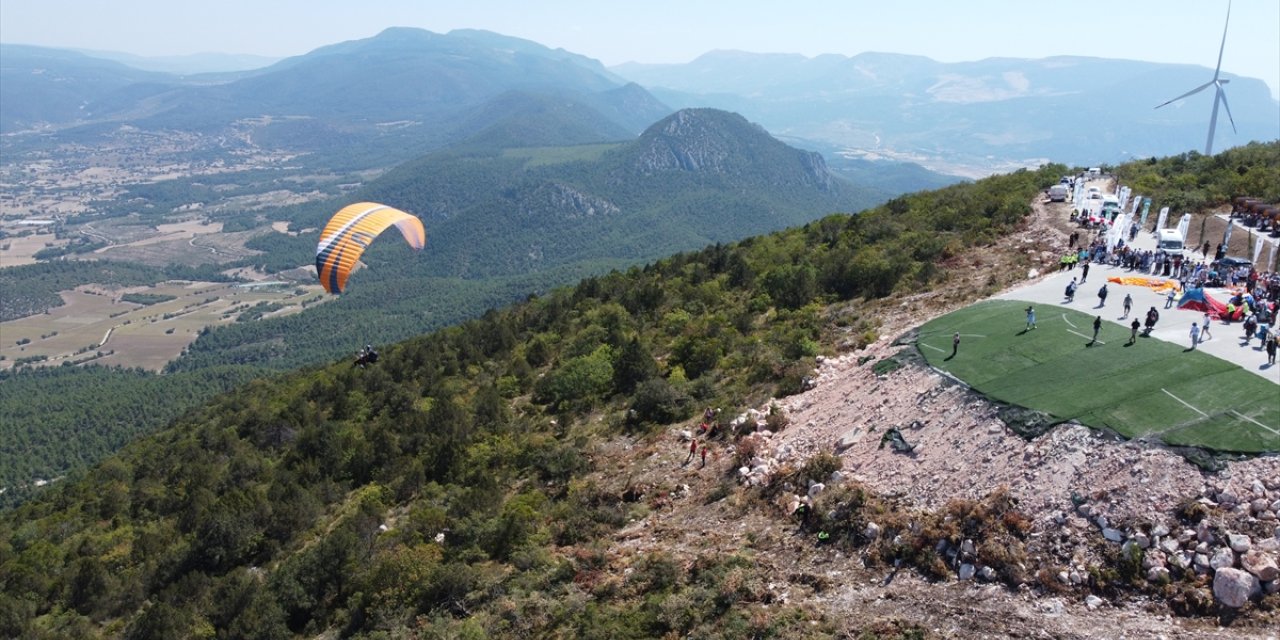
[613,50,1280,175]
[0,29,669,170]
[13,27,1278,179]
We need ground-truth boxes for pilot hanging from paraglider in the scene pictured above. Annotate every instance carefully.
[315,202,426,368]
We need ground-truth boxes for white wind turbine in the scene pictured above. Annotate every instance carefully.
[1154,0,1236,156]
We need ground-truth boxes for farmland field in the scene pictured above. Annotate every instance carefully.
[0,280,328,371]
[918,300,1280,454]
[0,228,67,267]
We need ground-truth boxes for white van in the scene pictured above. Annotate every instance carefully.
[1157,229,1185,256]
[1101,195,1122,219]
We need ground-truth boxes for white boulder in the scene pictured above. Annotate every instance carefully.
[1241,550,1279,582]
[1209,547,1236,570]
[1213,568,1261,608]
[1228,533,1252,553]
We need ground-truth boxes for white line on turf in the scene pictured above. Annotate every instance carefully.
[1067,329,1104,344]
[959,334,986,338]
[1230,411,1280,436]
[1062,314,1077,328]
[920,343,946,353]
[1162,389,1208,417]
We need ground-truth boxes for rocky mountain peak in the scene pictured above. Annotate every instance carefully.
[627,108,834,190]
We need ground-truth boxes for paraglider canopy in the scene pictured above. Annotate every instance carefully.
[315,202,426,294]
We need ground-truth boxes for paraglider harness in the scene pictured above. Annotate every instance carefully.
[354,346,380,368]
[1143,308,1159,336]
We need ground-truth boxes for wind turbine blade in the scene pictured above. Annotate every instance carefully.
[1212,0,1231,80]
[1218,87,1237,133]
[1154,81,1213,109]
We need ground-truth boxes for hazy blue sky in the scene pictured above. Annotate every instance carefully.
[3,0,1278,98]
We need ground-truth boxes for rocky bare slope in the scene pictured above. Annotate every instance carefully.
[587,189,1279,638]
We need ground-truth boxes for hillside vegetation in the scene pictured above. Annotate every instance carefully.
[1,162,1061,638]
[3,143,1276,638]
[0,108,885,507]
[1114,143,1280,212]
[169,109,885,372]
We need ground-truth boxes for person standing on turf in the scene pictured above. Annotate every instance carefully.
[1129,318,1140,345]
[1091,316,1102,345]
[1144,307,1159,335]
[951,332,960,358]
[1122,294,1132,319]
[1189,322,1201,349]
[1025,305,1036,330]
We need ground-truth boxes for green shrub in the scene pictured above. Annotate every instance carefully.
[629,378,692,425]
[532,346,614,408]
[871,356,903,376]
[796,452,842,486]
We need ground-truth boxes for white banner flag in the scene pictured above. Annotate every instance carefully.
[1254,236,1265,266]
[1176,214,1191,241]
[1223,221,1233,247]
[1108,214,1129,250]
[1130,195,1142,215]
[1271,241,1278,272]
[1155,207,1169,234]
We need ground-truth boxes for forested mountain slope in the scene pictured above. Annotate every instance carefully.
[169,108,883,371]
[4,143,1277,637]
[1,161,1064,637]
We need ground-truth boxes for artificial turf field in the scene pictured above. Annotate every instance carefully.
[917,300,1279,453]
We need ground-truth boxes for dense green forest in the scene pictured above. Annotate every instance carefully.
[1114,142,1280,211]
[4,142,1275,517]
[1,162,1064,638]
[0,365,261,507]
[166,261,637,372]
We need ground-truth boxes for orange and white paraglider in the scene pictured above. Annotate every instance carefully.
[315,202,426,294]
